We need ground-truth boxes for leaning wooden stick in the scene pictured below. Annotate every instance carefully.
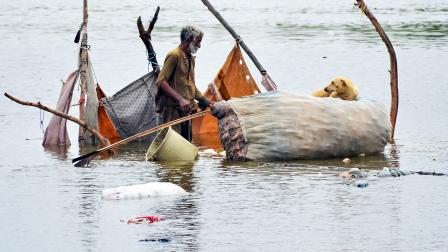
[72,110,211,167]
[355,0,398,143]
[200,0,277,92]
[4,92,110,147]
[137,6,160,71]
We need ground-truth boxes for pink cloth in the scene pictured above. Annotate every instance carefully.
[42,70,79,146]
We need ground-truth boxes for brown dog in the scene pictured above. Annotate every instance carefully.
[312,76,359,101]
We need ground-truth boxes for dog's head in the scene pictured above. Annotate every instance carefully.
[324,77,352,93]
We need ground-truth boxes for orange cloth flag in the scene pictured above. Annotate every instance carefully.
[192,43,260,148]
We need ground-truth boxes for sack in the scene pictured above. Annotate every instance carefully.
[215,91,391,161]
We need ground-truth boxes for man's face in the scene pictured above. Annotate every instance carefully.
[188,35,202,54]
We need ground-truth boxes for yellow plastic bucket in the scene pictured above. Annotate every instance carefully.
[146,127,199,161]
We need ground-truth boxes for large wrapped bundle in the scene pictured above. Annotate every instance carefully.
[213,91,391,161]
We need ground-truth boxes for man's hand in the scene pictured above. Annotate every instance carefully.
[160,80,191,113]
[197,97,214,110]
[178,98,191,113]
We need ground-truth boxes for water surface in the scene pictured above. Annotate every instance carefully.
[1,0,448,251]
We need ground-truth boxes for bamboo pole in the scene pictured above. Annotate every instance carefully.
[355,0,398,144]
[4,92,110,147]
[200,0,277,92]
[82,0,88,28]
[78,37,88,145]
[78,0,89,146]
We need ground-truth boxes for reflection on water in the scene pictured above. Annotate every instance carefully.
[76,174,101,251]
[44,145,70,160]
[387,143,401,168]
[156,161,197,192]
[192,132,223,151]
[155,161,199,250]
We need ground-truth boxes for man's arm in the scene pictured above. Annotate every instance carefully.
[160,80,191,113]
[156,53,191,113]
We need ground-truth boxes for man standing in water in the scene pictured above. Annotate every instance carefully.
[156,25,213,142]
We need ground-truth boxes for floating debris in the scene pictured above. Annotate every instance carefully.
[122,215,165,224]
[102,182,187,200]
[139,238,171,243]
[416,171,446,176]
[354,180,369,188]
[376,167,414,177]
[339,168,368,179]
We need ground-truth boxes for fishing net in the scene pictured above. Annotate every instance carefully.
[101,71,159,142]
[214,91,391,161]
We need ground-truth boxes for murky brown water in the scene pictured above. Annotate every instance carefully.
[1,0,448,251]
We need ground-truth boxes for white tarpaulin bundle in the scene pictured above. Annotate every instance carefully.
[214,91,391,161]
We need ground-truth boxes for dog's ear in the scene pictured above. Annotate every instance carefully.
[341,79,347,86]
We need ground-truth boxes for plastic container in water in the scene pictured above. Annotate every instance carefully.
[146,127,199,161]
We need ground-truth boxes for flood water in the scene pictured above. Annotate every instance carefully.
[1,0,448,251]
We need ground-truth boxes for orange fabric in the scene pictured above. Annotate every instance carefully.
[96,85,121,144]
[192,44,260,148]
[205,43,260,101]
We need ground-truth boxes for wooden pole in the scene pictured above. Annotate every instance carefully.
[200,0,277,92]
[78,0,89,146]
[356,0,398,144]
[137,6,160,72]
[78,37,88,145]
[4,92,110,147]
[82,0,88,28]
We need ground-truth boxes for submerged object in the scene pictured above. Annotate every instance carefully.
[354,180,369,188]
[376,167,414,177]
[213,91,391,161]
[339,168,369,179]
[146,127,199,161]
[124,215,165,224]
[102,182,187,200]
[342,158,351,164]
[139,238,171,243]
[376,167,392,177]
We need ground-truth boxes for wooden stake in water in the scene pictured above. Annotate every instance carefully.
[355,0,399,144]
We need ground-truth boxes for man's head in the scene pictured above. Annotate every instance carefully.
[180,26,203,54]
